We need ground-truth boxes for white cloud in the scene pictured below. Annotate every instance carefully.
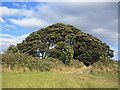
[0,34,15,38]
[118,33,120,44]
[9,18,49,29]
[1,0,119,2]
[0,34,29,53]
[5,24,17,29]
[35,3,118,47]
[0,7,20,17]
[23,5,26,8]
[91,28,118,46]
[17,34,29,39]
[0,6,34,17]
[111,48,118,60]
[114,49,118,56]
[91,28,106,34]
[0,17,6,23]
[13,3,19,6]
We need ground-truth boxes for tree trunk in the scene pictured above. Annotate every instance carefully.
[42,53,44,59]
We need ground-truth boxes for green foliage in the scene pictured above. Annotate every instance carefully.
[2,52,64,72]
[90,57,118,73]
[13,23,113,66]
[7,45,19,53]
[47,41,74,65]
[2,52,32,71]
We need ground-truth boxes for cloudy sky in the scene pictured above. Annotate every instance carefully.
[0,2,118,60]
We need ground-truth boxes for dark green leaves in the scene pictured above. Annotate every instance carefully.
[7,45,19,53]
[15,23,114,66]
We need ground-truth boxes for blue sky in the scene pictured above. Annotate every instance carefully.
[0,2,118,60]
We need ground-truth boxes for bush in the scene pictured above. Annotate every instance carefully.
[2,52,65,72]
[90,58,118,73]
[2,52,32,72]
[71,59,85,68]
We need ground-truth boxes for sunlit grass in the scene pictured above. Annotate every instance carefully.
[2,71,118,88]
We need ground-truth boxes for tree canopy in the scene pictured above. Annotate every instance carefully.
[16,23,114,66]
[7,45,19,53]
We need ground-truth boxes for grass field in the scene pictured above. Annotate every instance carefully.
[2,71,118,88]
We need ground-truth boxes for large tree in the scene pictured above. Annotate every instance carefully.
[17,23,114,66]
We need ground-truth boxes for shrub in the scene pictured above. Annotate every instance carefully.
[2,52,65,72]
[90,58,118,73]
[71,59,85,68]
[2,52,33,72]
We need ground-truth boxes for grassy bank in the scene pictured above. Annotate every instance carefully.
[2,71,118,88]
